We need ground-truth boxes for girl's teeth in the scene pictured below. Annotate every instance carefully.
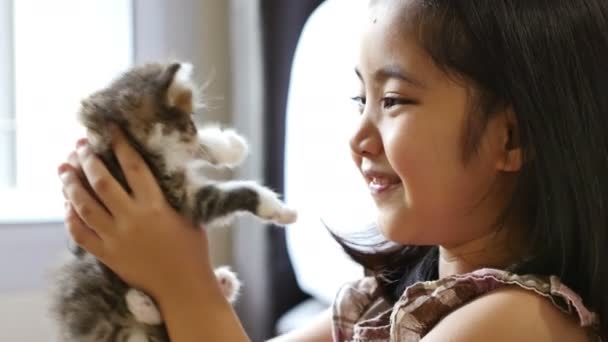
[371,177,388,185]
[371,177,397,186]
[368,176,401,194]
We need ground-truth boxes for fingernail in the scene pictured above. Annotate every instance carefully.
[68,151,78,163]
[57,163,70,176]
[59,170,71,183]
[64,201,71,212]
[76,138,88,148]
[76,144,90,156]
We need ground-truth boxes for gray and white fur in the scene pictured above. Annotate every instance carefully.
[50,62,297,342]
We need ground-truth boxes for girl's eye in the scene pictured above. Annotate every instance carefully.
[350,96,366,113]
[381,97,416,109]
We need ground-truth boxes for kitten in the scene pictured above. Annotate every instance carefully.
[51,61,297,342]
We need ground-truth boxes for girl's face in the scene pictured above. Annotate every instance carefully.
[351,1,516,246]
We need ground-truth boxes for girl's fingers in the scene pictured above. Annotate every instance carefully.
[67,150,80,169]
[60,168,114,236]
[111,126,163,202]
[76,141,133,215]
[59,163,78,200]
[65,202,106,260]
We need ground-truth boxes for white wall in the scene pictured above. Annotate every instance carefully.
[0,223,65,341]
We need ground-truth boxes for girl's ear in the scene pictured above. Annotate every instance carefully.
[495,108,523,172]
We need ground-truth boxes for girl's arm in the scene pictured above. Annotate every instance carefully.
[155,277,249,342]
[267,308,333,342]
[59,127,249,341]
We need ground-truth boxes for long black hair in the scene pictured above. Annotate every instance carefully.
[334,0,608,333]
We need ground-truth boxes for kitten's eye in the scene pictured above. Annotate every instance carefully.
[350,96,366,113]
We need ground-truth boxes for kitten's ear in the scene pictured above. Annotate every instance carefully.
[160,62,195,113]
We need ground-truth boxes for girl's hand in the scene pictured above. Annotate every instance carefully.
[59,127,249,341]
[58,127,216,300]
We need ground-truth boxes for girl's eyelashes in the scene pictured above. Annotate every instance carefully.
[350,95,366,113]
[381,96,418,109]
[350,95,366,105]
[350,95,418,114]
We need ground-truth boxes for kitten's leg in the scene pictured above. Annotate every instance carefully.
[125,288,162,325]
[214,266,241,303]
[192,180,297,225]
[197,125,248,167]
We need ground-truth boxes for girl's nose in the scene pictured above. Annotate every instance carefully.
[349,117,381,157]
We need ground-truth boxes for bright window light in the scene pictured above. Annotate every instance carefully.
[0,0,133,223]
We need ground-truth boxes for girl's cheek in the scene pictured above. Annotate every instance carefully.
[385,125,420,171]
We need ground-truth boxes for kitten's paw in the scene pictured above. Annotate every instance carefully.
[198,126,248,167]
[272,206,298,225]
[214,266,241,303]
[219,129,248,166]
[126,288,163,325]
[257,191,298,225]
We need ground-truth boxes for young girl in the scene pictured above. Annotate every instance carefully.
[58,0,607,340]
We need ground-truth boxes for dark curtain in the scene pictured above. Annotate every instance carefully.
[260,0,326,338]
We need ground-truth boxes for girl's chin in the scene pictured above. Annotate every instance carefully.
[371,183,404,205]
[375,211,431,245]
[376,212,409,241]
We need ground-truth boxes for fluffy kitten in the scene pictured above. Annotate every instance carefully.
[51,62,297,342]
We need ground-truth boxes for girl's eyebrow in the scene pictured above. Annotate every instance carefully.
[355,65,427,89]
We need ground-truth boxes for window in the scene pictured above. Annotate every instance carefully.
[0,0,133,223]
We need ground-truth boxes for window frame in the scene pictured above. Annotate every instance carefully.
[0,0,16,190]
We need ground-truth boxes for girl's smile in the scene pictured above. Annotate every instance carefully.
[362,167,402,196]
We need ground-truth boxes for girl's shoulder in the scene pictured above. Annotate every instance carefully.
[332,268,602,341]
[422,285,589,341]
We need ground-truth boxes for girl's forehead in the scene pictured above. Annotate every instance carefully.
[367,0,419,33]
[358,4,463,92]
[362,1,425,58]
